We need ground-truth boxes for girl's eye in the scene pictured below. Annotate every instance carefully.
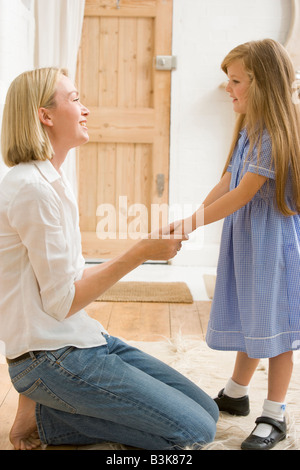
[228,79,240,85]
[73,98,80,102]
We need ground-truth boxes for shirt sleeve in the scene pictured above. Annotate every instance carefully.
[8,182,76,321]
[247,131,275,180]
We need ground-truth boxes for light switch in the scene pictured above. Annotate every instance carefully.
[155,56,177,71]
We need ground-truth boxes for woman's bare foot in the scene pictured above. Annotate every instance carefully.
[9,395,41,450]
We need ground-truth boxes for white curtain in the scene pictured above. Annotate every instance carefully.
[0,0,35,182]
[34,0,86,194]
[0,0,85,189]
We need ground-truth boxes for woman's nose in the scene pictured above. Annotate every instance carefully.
[225,81,231,93]
[81,103,90,116]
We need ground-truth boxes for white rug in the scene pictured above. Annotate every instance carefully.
[79,336,300,451]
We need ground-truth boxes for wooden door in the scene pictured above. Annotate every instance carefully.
[76,0,173,259]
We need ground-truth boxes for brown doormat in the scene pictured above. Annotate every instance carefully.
[96,281,193,303]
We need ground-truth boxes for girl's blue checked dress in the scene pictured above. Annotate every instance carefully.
[206,128,300,358]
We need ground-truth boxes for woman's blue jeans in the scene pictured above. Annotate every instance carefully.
[8,335,219,449]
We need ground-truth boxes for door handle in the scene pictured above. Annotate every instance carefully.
[156,174,165,197]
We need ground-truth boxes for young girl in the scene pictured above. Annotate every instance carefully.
[173,39,300,450]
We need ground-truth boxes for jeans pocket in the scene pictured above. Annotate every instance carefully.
[46,346,75,363]
[20,378,77,414]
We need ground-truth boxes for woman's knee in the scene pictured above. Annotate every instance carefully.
[193,417,217,448]
[171,414,217,450]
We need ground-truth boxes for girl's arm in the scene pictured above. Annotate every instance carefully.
[167,172,231,235]
[179,172,268,233]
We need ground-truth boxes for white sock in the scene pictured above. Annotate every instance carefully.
[252,399,286,438]
[224,378,249,398]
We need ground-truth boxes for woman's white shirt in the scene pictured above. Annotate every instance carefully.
[0,160,106,359]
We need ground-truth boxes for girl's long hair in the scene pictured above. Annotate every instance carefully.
[221,39,300,216]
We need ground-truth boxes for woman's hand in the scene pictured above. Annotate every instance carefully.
[137,227,189,261]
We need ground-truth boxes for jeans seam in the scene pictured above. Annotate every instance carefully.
[35,404,47,445]
[10,356,46,384]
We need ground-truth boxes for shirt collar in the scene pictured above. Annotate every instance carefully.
[34,159,62,184]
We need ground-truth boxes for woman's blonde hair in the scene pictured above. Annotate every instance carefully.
[1,67,68,167]
[221,38,300,216]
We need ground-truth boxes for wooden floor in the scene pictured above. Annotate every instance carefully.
[0,300,211,451]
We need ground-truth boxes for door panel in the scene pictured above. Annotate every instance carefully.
[77,0,173,259]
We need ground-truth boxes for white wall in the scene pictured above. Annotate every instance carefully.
[170,0,292,267]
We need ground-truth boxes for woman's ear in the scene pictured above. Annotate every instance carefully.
[38,107,53,127]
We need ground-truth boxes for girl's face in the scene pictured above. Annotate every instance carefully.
[226,60,251,114]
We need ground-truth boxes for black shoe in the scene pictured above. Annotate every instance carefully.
[214,388,250,416]
[241,417,287,450]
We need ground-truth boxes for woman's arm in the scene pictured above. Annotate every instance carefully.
[67,236,186,317]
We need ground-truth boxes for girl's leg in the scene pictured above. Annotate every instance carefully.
[251,351,294,437]
[215,351,259,416]
[268,351,293,402]
[231,351,260,387]
[242,351,293,449]
[226,350,293,399]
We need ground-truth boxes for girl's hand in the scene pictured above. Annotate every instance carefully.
[168,218,195,236]
[150,220,189,239]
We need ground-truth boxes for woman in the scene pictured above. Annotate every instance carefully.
[0,68,218,450]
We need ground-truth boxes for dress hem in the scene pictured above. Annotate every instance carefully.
[206,328,300,359]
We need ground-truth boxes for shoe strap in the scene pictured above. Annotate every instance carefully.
[255,416,286,433]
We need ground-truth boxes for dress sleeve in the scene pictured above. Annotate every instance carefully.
[247,131,275,180]
[8,182,76,321]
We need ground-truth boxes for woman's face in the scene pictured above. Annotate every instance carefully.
[46,75,90,151]
[226,60,251,114]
